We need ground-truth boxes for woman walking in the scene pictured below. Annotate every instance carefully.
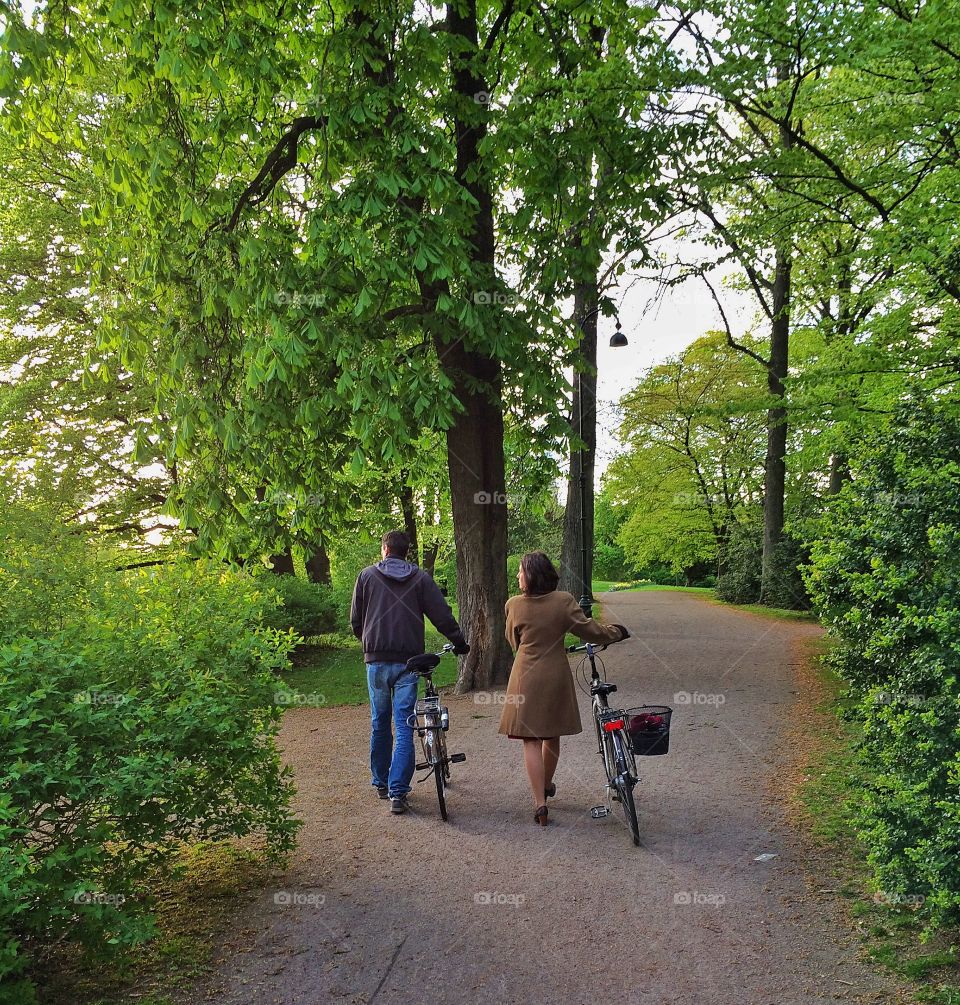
[498,552,629,826]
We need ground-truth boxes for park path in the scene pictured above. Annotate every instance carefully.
[178,590,912,1005]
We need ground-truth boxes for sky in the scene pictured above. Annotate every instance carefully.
[591,261,757,477]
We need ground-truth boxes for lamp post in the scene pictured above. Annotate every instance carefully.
[575,311,628,618]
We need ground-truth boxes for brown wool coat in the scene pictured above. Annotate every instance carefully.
[497,590,625,739]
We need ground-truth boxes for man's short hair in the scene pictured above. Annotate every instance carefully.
[382,530,410,558]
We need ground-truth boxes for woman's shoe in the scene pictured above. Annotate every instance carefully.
[534,805,548,826]
[544,783,556,798]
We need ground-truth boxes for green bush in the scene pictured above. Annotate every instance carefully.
[716,519,762,603]
[258,574,337,638]
[805,398,960,927]
[593,541,630,581]
[0,507,301,989]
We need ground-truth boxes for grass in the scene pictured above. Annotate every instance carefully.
[276,622,460,707]
[35,842,276,1005]
[796,651,960,1002]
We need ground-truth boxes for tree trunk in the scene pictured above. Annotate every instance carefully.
[305,545,331,585]
[559,281,599,610]
[269,546,295,577]
[422,540,439,578]
[442,0,512,690]
[760,243,790,603]
[759,71,794,605]
[399,478,419,566]
[828,453,850,495]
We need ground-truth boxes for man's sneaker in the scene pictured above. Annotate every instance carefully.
[376,785,389,800]
[390,796,409,815]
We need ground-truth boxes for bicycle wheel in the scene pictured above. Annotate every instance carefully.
[613,732,640,846]
[601,729,619,793]
[437,728,451,782]
[425,725,447,821]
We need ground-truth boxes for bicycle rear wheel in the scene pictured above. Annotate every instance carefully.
[425,725,447,820]
[614,733,640,846]
[434,760,447,821]
[437,727,451,783]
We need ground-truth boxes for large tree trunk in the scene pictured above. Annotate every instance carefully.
[760,243,790,603]
[759,74,794,605]
[559,281,599,609]
[305,544,331,585]
[442,0,512,690]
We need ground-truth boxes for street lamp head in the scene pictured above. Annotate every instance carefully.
[609,320,628,348]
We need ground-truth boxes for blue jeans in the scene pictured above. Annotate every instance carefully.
[367,662,419,797]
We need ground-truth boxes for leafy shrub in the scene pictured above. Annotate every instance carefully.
[716,519,762,603]
[0,506,301,988]
[762,534,811,610]
[258,574,337,638]
[593,541,630,581]
[805,398,960,926]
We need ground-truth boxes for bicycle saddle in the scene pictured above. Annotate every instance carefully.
[406,653,441,674]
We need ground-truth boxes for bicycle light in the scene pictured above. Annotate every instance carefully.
[602,718,625,732]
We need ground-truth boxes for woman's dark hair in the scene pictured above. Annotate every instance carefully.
[520,551,560,595]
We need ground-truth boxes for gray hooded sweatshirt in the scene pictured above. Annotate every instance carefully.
[350,557,466,664]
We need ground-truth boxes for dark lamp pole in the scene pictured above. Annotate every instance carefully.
[576,308,628,618]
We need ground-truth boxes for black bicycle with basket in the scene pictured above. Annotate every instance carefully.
[568,638,673,846]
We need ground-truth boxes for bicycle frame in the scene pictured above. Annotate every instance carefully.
[404,644,465,821]
[568,640,640,846]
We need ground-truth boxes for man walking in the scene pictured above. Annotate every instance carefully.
[350,531,469,814]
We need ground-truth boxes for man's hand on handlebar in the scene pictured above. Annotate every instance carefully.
[453,642,470,655]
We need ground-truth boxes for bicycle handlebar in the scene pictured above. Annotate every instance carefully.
[566,635,627,654]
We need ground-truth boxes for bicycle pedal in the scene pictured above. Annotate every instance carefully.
[450,753,466,763]
[416,762,430,770]
[590,805,611,818]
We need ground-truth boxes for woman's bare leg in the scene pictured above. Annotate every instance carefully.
[542,737,560,789]
[522,738,545,807]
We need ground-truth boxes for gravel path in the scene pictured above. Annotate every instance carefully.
[180,590,912,1005]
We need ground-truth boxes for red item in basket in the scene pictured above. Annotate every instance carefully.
[630,713,665,731]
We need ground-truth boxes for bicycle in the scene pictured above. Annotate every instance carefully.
[404,643,466,821]
[567,638,641,846]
